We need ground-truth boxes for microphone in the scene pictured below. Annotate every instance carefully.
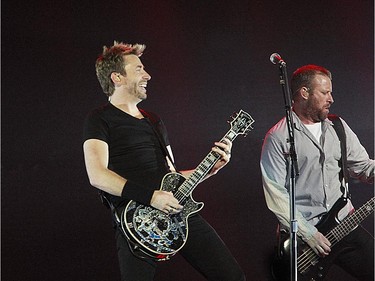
[270,53,286,65]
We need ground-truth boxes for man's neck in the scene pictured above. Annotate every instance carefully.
[293,107,317,125]
[110,97,143,118]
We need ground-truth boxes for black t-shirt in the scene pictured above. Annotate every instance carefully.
[83,102,171,207]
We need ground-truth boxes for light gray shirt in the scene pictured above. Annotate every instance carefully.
[260,111,374,239]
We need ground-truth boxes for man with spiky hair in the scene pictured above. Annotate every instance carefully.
[83,41,245,281]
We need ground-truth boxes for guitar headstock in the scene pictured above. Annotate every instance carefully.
[228,110,255,136]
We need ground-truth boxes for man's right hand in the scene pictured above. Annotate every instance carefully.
[305,231,331,257]
[150,190,183,215]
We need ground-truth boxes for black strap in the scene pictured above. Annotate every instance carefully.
[140,109,178,171]
[328,114,349,196]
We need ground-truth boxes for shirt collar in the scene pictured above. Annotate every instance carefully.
[292,111,334,131]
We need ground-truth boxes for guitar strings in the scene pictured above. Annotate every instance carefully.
[172,129,249,203]
[173,151,221,203]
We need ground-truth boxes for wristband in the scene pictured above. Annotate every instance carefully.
[121,180,154,206]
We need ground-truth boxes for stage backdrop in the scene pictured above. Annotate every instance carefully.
[2,1,373,280]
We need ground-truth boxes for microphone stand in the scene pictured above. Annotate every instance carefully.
[276,60,299,281]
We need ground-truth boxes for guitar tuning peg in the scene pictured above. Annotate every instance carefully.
[228,112,237,121]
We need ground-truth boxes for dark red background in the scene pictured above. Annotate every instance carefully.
[2,1,373,280]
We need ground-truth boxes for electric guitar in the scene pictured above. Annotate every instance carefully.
[271,196,375,281]
[120,110,254,261]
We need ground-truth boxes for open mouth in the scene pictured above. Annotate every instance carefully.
[139,83,147,92]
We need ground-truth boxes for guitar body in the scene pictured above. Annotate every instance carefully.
[271,197,349,281]
[119,110,255,261]
[121,172,204,260]
[272,241,342,281]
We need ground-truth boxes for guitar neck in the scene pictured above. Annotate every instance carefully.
[172,109,254,203]
[327,197,375,246]
[177,130,239,198]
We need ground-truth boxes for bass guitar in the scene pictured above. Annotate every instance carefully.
[121,110,255,261]
[271,196,375,281]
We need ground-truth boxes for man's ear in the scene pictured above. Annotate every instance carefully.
[110,72,122,84]
[301,87,309,100]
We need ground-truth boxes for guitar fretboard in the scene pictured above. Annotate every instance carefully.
[173,109,254,204]
[328,197,375,245]
[175,131,238,201]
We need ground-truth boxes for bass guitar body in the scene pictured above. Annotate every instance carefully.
[272,196,374,281]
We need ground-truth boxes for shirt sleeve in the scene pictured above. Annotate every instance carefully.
[342,118,375,183]
[260,131,318,240]
[82,110,109,143]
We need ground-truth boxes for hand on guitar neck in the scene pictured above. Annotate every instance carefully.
[208,139,232,176]
[305,231,332,257]
[150,138,232,215]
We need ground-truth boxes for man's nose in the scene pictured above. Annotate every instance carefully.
[328,92,334,104]
[143,71,151,80]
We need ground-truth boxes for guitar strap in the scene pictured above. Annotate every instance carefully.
[140,109,178,171]
[328,114,349,198]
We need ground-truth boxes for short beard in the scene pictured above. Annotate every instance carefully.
[317,110,328,122]
[305,99,328,122]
